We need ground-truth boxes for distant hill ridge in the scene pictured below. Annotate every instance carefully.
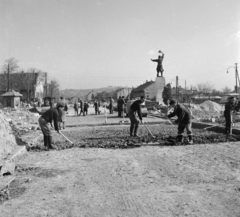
[59,86,128,98]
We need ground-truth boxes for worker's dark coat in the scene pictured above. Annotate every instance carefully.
[224,101,236,120]
[168,103,192,125]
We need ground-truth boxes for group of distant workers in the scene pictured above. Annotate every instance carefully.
[73,100,90,116]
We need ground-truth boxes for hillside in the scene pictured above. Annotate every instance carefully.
[59,86,127,98]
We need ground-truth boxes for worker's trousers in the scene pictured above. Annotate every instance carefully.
[177,121,192,136]
[129,108,140,135]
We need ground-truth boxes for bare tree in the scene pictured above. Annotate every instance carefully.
[1,58,19,91]
[196,82,214,94]
[221,86,232,94]
[49,79,60,100]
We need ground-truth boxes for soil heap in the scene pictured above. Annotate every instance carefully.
[0,110,17,162]
[200,100,223,113]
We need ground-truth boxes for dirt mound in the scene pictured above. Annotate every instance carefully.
[0,110,18,161]
[200,100,223,113]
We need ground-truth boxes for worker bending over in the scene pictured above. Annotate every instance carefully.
[38,101,64,150]
[128,96,145,137]
[167,100,193,144]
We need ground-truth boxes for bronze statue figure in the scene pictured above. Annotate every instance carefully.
[151,50,164,77]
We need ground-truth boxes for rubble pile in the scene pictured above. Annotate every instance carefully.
[0,110,18,161]
[190,101,224,120]
[199,100,223,113]
[1,107,40,138]
[0,107,42,161]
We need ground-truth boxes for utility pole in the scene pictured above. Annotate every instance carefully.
[227,63,239,93]
[176,76,179,101]
[7,64,10,91]
[235,63,238,93]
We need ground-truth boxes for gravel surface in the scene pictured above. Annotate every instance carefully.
[1,143,240,217]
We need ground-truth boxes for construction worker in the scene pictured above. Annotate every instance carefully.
[128,96,145,137]
[94,100,99,114]
[84,101,89,115]
[57,96,68,129]
[117,96,124,117]
[224,96,236,135]
[151,50,164,77]
[78,99,84,116]
[73,101,79,116]
[167,100,193,144]
[38,101,64,150]
[109,97,114,114]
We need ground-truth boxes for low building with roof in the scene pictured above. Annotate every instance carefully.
[131,81,156,100]
[0,72,46,101]
[1,90,22,108]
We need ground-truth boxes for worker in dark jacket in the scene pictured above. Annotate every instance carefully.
[84,101,89,115]
[224,96,236,134]
[128,96,145,137]
[38,101,64,150]
[117,96,124,117]
[94,100,100,114]
[79,99,85,116]
[109,97,114,114]
[167,100,193,144]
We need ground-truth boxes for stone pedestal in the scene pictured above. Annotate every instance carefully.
[155,77,166,104]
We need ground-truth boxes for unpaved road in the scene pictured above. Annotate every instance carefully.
[1,142,240,217]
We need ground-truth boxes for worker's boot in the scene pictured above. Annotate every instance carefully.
[176,135,183,144]
[43,135,49,150]
[134,125,140,138]
[48,136,56,150]
[187,135,193,144]
[130,126,134,137]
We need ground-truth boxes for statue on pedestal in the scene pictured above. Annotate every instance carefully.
[151,50,164,77]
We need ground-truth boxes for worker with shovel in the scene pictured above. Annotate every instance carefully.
[167,100,193,144]
[128,96,145,137]
[224,96,236,135]
[38,101,64,150]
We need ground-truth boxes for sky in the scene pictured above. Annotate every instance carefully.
[0,0,239,91]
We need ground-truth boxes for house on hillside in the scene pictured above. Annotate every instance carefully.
[131,81,156,100]
[85,90,95,102]
[114,88,132,100]
[0,72,46,101]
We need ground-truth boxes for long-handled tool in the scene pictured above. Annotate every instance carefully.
[153,106,173,125]
[203,125,217,131]
[143,123,155,138]
[59,131,74,145]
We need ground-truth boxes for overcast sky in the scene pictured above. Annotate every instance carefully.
[0,0,239,90]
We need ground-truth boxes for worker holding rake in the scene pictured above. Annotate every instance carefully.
[38,101,64,150]
[167,100,193,144]
[128,96,145,137]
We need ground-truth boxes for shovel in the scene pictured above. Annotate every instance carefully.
[59,131,74,145]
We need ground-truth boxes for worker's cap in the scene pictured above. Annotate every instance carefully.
[169,100,176,105]
[57,101,65,107]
